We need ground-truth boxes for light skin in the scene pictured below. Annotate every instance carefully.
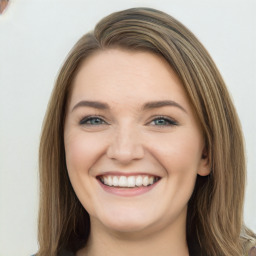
[64,49,210,256]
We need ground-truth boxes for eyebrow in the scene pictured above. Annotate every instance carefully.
[142,100,187,113]
[72,100,110,112]
[71,100,187,113]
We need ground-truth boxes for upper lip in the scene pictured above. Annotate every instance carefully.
[95,171,161,178]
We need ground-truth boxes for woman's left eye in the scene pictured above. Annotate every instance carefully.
[149,117,178,126]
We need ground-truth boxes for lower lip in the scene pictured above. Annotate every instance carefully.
[97,180,159,197]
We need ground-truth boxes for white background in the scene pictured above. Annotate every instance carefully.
[0,0,255,255]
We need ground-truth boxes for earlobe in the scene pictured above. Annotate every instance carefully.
[197,166,211,176]
[197,149,211,176]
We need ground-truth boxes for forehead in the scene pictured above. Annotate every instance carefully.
[68,48,190,111]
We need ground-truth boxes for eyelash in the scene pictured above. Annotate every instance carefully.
[148,116,178,127]
[79,115,108,126]
[79,115,178,127]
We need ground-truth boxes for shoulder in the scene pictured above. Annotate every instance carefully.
[249,246,256,256]
[31,250,75,256]
[58,250,75,256]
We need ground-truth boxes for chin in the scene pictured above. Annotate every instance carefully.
[94,208,156,234]
[107,220,149,233]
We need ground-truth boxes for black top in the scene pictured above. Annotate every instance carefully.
[58,251,74,256]
[32,241,202,256]
[57,246,201,256]
[34,246,256,256]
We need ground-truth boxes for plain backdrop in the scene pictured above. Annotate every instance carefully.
[0,0,255,255]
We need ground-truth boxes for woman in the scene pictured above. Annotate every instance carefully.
[37,7,256,256]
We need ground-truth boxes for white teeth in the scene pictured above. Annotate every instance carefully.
[113,176,119,186]
[100,175,159,188]
[127,176,136,187]
[107,176,113,186]
[103,176,108,185]
[135,176,143,186]
[143,176,149,186]
[119,176,127,187]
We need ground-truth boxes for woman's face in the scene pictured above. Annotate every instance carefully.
[64,49,209,235]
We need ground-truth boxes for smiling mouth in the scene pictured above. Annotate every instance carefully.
[97,175,161,188]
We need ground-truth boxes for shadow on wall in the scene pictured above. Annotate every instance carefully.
[0,0,9,14]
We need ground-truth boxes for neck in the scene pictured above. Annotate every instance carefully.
[77,212,189,256]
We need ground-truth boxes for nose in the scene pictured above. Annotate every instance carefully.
[106,125,145,164]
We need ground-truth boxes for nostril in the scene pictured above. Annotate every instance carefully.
[106,143,145,163]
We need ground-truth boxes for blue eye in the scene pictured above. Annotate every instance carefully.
[150,117,177,126]
[80,116,107,126]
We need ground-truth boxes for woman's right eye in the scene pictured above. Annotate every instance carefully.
[79,116,107,126]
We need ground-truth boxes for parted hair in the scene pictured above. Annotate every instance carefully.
[38,7,256,256]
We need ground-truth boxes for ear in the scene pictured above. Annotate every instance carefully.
[197,148,211,176]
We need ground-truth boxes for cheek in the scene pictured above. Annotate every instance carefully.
[64,132,105,174]
[64,132,105,213]
[65,137,87,173]
[171,140,202,170]
[151,133,202,172]
[148,129,203,193]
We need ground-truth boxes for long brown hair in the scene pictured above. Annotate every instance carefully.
[38,7,256,256]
